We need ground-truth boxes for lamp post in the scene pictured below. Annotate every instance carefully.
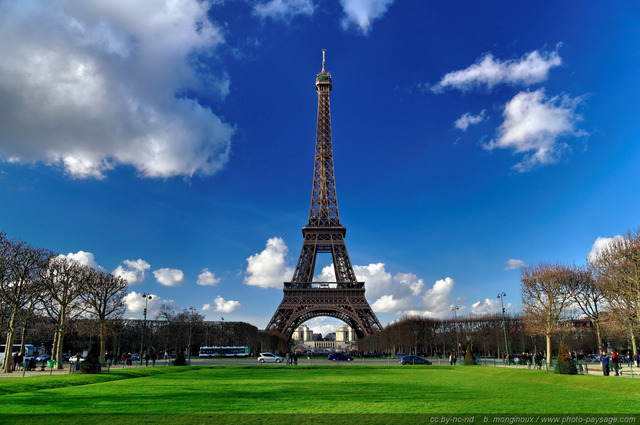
[221,317,225,346]
[497,292,509,363]
[188,307,196,364]
[141,293,152,366]
[451,306,460,362]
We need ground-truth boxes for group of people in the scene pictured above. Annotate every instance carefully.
[599,350,640,376]
[448,353,457,365]
[285,352,298,365]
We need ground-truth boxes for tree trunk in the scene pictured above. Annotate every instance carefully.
[2,309,17,373]
[99,320,106,364]
[546,334,552,367]
[56,332,65,369]
[594,321,603,354]
[629,325,638,356]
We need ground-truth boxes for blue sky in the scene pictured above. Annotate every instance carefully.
[1,0,639,336]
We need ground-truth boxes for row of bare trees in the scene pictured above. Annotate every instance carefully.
[0,233,127,372]
[521,228,640,366]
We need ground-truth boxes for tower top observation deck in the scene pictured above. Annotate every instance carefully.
[316,49,332,91]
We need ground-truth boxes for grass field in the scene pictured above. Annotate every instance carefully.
[0,365,638,424]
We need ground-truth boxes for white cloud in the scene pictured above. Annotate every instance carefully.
[0,0,233,179]
[455,110,486,131]
[123,291,173,317]
[113,259,150,285]
[432,49,562,92]
[244,237,293,289]
[211,295,242,313]
[253,0,314,21]
[196,268,221,286]
[352,263,392,299]
[340,0,394,34]
[371,294,414,313]
[470,298,513,316]
[588,235,624,263]
[420,277,457,318]
[483,89,586,172]
[59,251,101,269]
[153,268,184,287]
[504,258,525,270]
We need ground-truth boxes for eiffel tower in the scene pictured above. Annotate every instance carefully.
[265,51,383,340]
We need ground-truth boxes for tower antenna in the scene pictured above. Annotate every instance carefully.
[322,49,326,72]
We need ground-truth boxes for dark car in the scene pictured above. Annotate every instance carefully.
[399,355,432,365]
[362,353,383,358]
[328,353,353,362]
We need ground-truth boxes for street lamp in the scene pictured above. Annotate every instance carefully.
[497,292,509,364]
[141,293,152,366]
[221,317,225,346]
[188,307,196,364]
[451,306,460,362]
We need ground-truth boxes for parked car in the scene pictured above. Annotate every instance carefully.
[130,353,141,361]
[35,354,51,362]
[328,353,353,362]
[399,355,432,365]
[362,353,383,358]
[69,354,85,363]
[258,353,284,363]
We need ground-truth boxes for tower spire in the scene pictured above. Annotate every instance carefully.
[322,49,326,72]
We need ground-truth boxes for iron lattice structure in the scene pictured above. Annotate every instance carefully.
[266,52,383,340]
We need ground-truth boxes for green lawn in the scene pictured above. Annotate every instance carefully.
[0,366,638,424]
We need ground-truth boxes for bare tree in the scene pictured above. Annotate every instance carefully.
[0,236,51,373]
[590,229,640,356]
[83,269,127,363]
[41,256,88,368]
[521,263,577,366]
[570,265,606,353]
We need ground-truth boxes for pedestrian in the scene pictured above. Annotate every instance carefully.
[611,351,620,376]
[286,352,291,366]
[145,352,150,367]
[600,350,610,376]
[11,352,18,371]
[293,352,298,366]
[152,352,156,367]
[634,353,639,367]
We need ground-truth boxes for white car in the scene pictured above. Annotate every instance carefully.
[258,353,284,363]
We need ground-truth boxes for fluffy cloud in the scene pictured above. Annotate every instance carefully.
[123,291,174,317]
[113,259,150,285]
[253,0,314,21]
[59,251,101,269]
[244,237,293,289]
[455,110,486,131]
[340,0,394,34]
[204,296,241,313]
[196,268,221,286]
[432,49,562,93]
[153,268,184,287]
[588,235,624,262]
[352,263,393,299]
[504,258,526,270]
[0,0,233,179]
[470,298,513,316]
[420,277,457,317]
[483,89,586,172]
[371,294,414,313]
